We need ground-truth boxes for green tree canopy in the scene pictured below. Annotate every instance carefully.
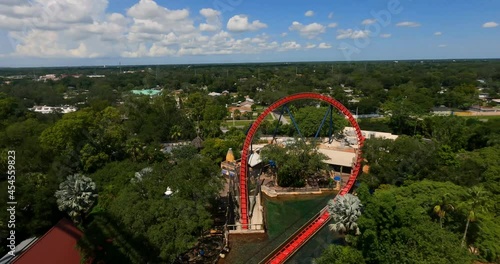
[260,140,328,187]
[293,106,348,138]
[315,244,365,264]
[55,174,98,224]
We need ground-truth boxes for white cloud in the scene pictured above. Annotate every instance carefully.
[279,41,301,51]
[380,33,391,38]
[0,0,109,31]
[0,0,290,60]
[281,32,287,37]
[305,43,316,49]
[337,29,370,39]
[396,21,421,27]
[127,0,195,38]
[361,19,376,25]
[200,8,220,18]
[438,44,447,48]
[434,31,442,36]
[199,23,218,32]
[128,0,189,21]
[327,23,338,28]
[289,21,326,39]
[328,12,334,19]
[305,10,314,17]
[13,31,99,58]
[318,42,332,49]
[227,15,267,32]
[482,21,498,28]
[199,8,221,31]
[123,42,176,57]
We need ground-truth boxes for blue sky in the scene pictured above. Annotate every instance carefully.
[0,0,498,67]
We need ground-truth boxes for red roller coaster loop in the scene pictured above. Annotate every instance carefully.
[239,92,365,229]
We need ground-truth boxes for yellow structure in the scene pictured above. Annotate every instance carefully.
[226,148,235,162]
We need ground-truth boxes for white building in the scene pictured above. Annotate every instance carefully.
[29,105,77,114]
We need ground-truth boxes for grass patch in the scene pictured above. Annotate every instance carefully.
[224,120,253,127]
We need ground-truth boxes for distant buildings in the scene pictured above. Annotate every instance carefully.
[228,98,254,118]
[431,106,453,116]
[131,89,162,97]
[469,105,499,113]
[208,90,229,97]
[37,74,59,82]
[29,105,77,114]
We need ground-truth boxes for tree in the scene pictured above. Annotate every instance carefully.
[0,93,22,128]
[315,244,365,264]
[170,125,182,141]
[328,194,362,235]
[294,106,347,138]
[361,136,438,188]
[233,109,241,120]
[433,193,455,228]
[200,137,242,164]
[54,174,98,224]
[3,173,62,239]
[460,186,490,248]
[125,137,145,162]
[103,156,222,263]
[260,140,328,187]
[124,94,195,143]
[422,116,472,151]
[356,181,471,264]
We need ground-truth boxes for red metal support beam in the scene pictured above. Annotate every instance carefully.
[239,92,365,229]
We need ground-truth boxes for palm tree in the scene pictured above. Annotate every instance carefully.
[433,193,455,228]
[327,194,362,235]
[170,125,182,141]
[460,186,489,248]
[126,138,144,162]
[54,174,98,224]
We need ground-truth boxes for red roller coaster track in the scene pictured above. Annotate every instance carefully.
[238,93,365,264]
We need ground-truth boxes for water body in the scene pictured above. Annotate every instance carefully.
[224,193,335,264]
[285,220,339,264]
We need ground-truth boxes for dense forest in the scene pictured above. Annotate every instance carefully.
[0,60,499,263]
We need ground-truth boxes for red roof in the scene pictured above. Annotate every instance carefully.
[13,218,84,264]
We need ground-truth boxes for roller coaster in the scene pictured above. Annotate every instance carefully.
[237,93,365,264]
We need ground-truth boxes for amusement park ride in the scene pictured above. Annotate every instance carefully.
[224,93,365,264]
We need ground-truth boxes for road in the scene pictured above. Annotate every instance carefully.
[271,112,290,125]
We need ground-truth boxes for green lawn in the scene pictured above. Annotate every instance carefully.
[223,115,275,128]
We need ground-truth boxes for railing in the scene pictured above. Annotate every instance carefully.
[227,223,265,231]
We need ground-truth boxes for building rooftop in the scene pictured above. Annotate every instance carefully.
[12,218,84,264]
[131,89,162,96]
[317,148,356,167]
